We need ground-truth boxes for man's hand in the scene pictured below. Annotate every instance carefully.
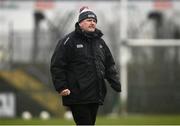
[59,89,71,96]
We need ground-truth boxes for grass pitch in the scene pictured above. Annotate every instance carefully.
[1,115,180,125]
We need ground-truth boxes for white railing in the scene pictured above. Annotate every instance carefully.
[127,39,180,47]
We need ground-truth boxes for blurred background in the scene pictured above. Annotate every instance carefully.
[0,0,180,123]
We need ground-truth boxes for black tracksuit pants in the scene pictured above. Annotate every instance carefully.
[69,103,99,125]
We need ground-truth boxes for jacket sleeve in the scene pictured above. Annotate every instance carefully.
[50,37,71,93]
[104,42,121,92]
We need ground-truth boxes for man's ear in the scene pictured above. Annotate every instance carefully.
[79,22,82,27]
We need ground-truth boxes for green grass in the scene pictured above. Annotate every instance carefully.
[1,115,180,125]
[0,118,75,125]
[96,115,180,125]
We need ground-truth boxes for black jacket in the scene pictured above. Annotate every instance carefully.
[50,23,121,106]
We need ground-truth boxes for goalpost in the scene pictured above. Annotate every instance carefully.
[119,0,179,114]
[119,38,180,114]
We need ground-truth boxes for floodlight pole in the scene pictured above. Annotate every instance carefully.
[120,0,128,115]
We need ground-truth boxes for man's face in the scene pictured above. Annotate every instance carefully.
[79,18,97,32]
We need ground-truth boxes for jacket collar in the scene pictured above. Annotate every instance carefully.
[75,22,103,39]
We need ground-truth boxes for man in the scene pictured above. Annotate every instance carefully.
[50,6,121,125]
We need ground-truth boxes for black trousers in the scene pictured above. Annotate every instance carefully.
[69,103,99,125]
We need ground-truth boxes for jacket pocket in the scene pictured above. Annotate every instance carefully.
[67,72,81,96]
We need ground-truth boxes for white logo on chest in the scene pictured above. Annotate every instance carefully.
[76,44,83,48]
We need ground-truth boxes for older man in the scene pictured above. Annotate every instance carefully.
[50,6,121,125]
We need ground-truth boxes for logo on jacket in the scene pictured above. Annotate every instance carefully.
[99,44,103,48]
[76,44,84,48]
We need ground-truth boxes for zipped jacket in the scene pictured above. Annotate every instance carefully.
[50,23,121,106]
